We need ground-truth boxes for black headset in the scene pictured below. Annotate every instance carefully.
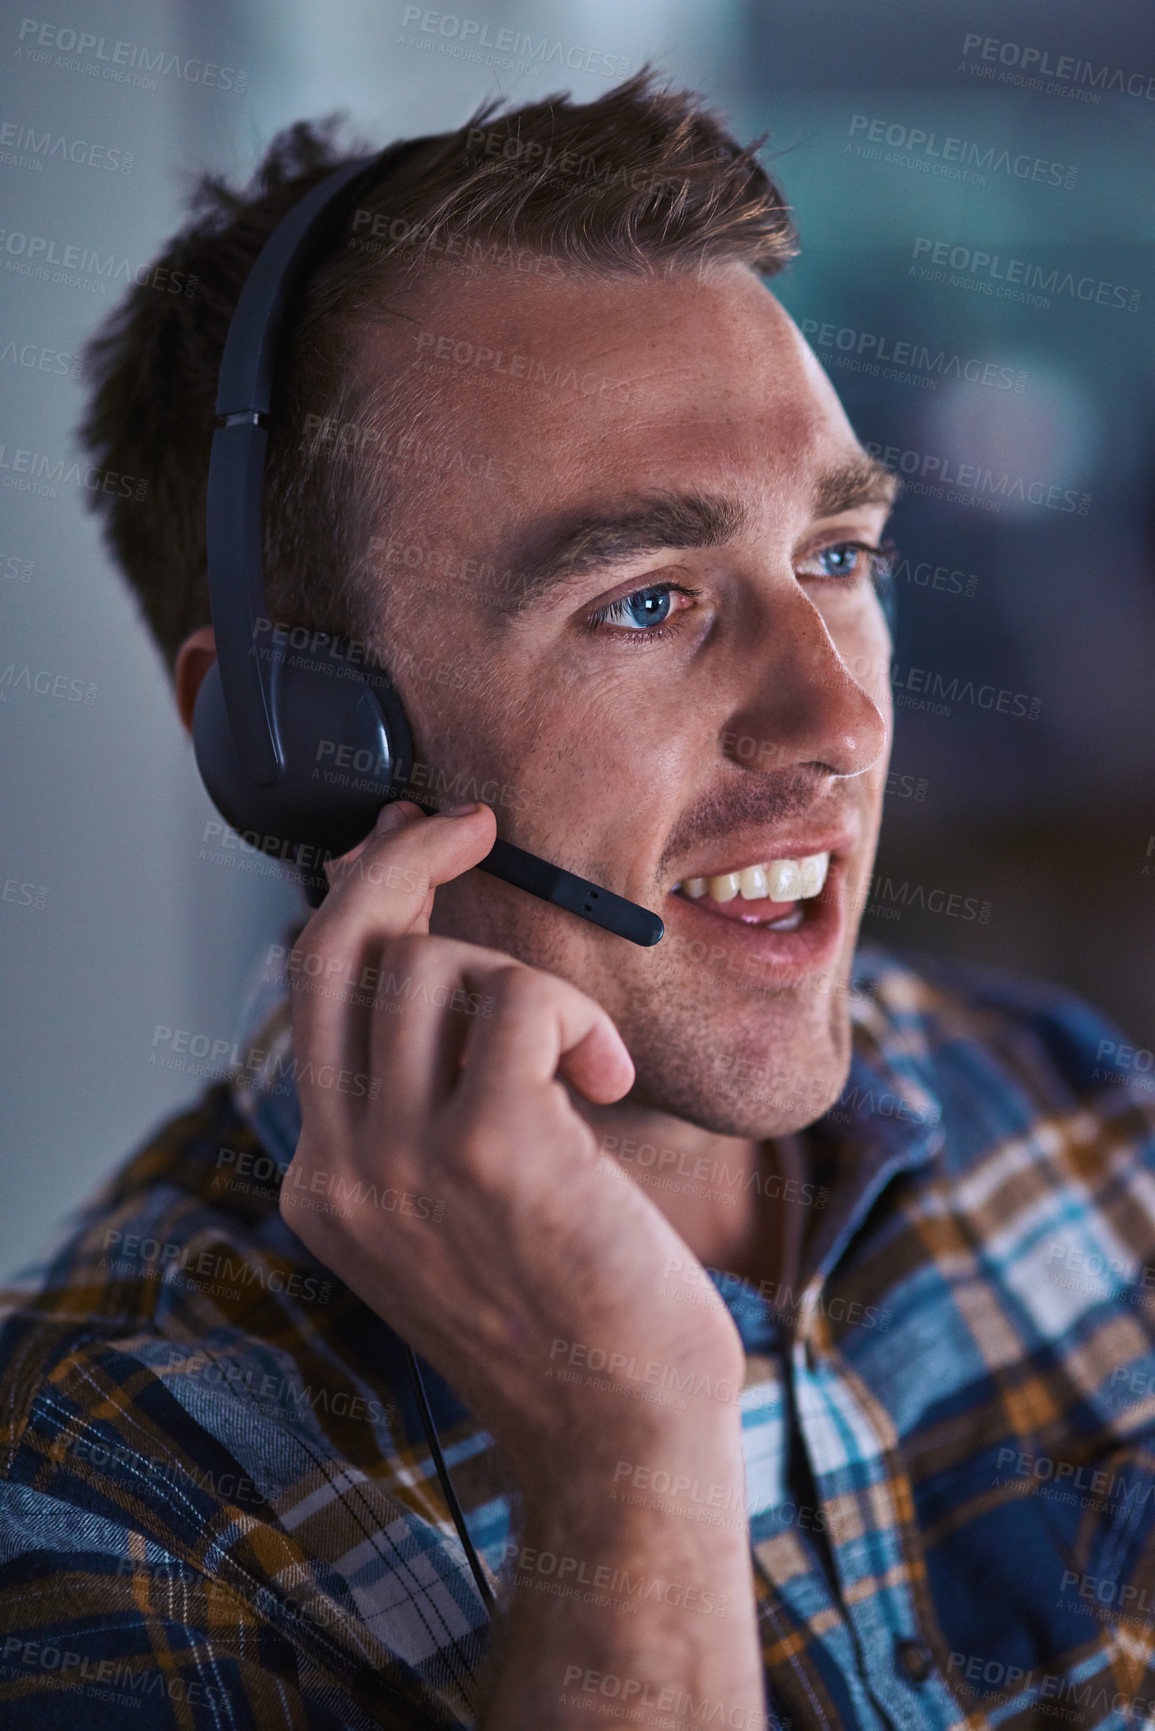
[192,139,663,949]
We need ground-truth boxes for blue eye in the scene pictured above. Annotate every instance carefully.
[597,584,677,630]
[807,540,897,589]
[820,544,863,577]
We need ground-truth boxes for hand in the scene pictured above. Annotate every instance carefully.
[278,801,743,1497]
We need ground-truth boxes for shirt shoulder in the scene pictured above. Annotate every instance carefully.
[853,944,1155,1180]
[0,1084,498,1727]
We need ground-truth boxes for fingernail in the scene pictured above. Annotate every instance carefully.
[440,801,480,818]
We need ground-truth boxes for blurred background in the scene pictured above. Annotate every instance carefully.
[1,0,1152,1274]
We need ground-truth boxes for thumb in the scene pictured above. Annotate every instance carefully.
[322,799,424,886]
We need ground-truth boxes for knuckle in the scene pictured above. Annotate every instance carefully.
[390,930,429,964]
[444,1119,506,1190]
[487,962,550,1012]
[378,930,429,981]
[365,844,428,899]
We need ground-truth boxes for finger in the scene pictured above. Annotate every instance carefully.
[556,1020,637,1105]
[292,802,496,1129]
[308,805,430,1080]
[317,800,496,943]
[454,964,635,1121]
[364,938,559,1131]
[362,935,472,1127]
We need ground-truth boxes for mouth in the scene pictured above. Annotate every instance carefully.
[676,850,831,929]
[666,839,852,979]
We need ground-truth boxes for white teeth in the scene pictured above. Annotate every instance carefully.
[765,859,802,901]
[683,852,830,906]
[739,865,768,900]
[798,852,830,897]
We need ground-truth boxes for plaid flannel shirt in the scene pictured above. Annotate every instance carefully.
[2,938,1155,1730]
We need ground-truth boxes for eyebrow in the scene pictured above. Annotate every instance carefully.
[491,454,901,612]
[813,455,902,519]
[495,492,745,611]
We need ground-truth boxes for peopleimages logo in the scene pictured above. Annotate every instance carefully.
[863,439,1090,518]
[960,33,1155,101]
[799,316,1026,394]
[0,225,196,297]
[0,1633,233,1711]
[0,663,96,705]
[0,337,79,377]
[947,1649,1155,1721]
[910,237,1142,313]
[0,444,147,500]
[888,663,1041,720]
[15,19,247,92]
[397,7,630,78]
[0,118,133,173]
[846,114,1076,189]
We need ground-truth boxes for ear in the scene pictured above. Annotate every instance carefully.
[174,625,216,735]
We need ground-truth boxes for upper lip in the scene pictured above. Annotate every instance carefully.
[669,824,860,888]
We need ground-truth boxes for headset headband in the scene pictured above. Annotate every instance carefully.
[206,142,424,787]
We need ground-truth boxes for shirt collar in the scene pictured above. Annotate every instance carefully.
[226,921,305,1174]
[800,946,945,1288]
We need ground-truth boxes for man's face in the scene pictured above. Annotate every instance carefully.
[365,259,895,1137]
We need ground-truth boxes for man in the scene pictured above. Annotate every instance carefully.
[1,67,1152,1731]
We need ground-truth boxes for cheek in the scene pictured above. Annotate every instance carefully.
[540,664,693,777]
[399,678,512,809]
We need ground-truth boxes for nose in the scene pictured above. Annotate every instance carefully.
[724,581,889,781]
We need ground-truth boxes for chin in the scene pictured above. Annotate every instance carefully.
[627,1012,855,1139]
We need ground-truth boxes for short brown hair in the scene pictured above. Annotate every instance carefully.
[77,67,797,679]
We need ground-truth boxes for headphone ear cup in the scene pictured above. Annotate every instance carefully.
[192,658,254,839]
[192,651,414,871]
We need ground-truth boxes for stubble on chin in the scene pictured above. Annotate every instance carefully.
[616,967,856,1139]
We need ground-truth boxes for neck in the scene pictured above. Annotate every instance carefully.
[572,1097,801,1292]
